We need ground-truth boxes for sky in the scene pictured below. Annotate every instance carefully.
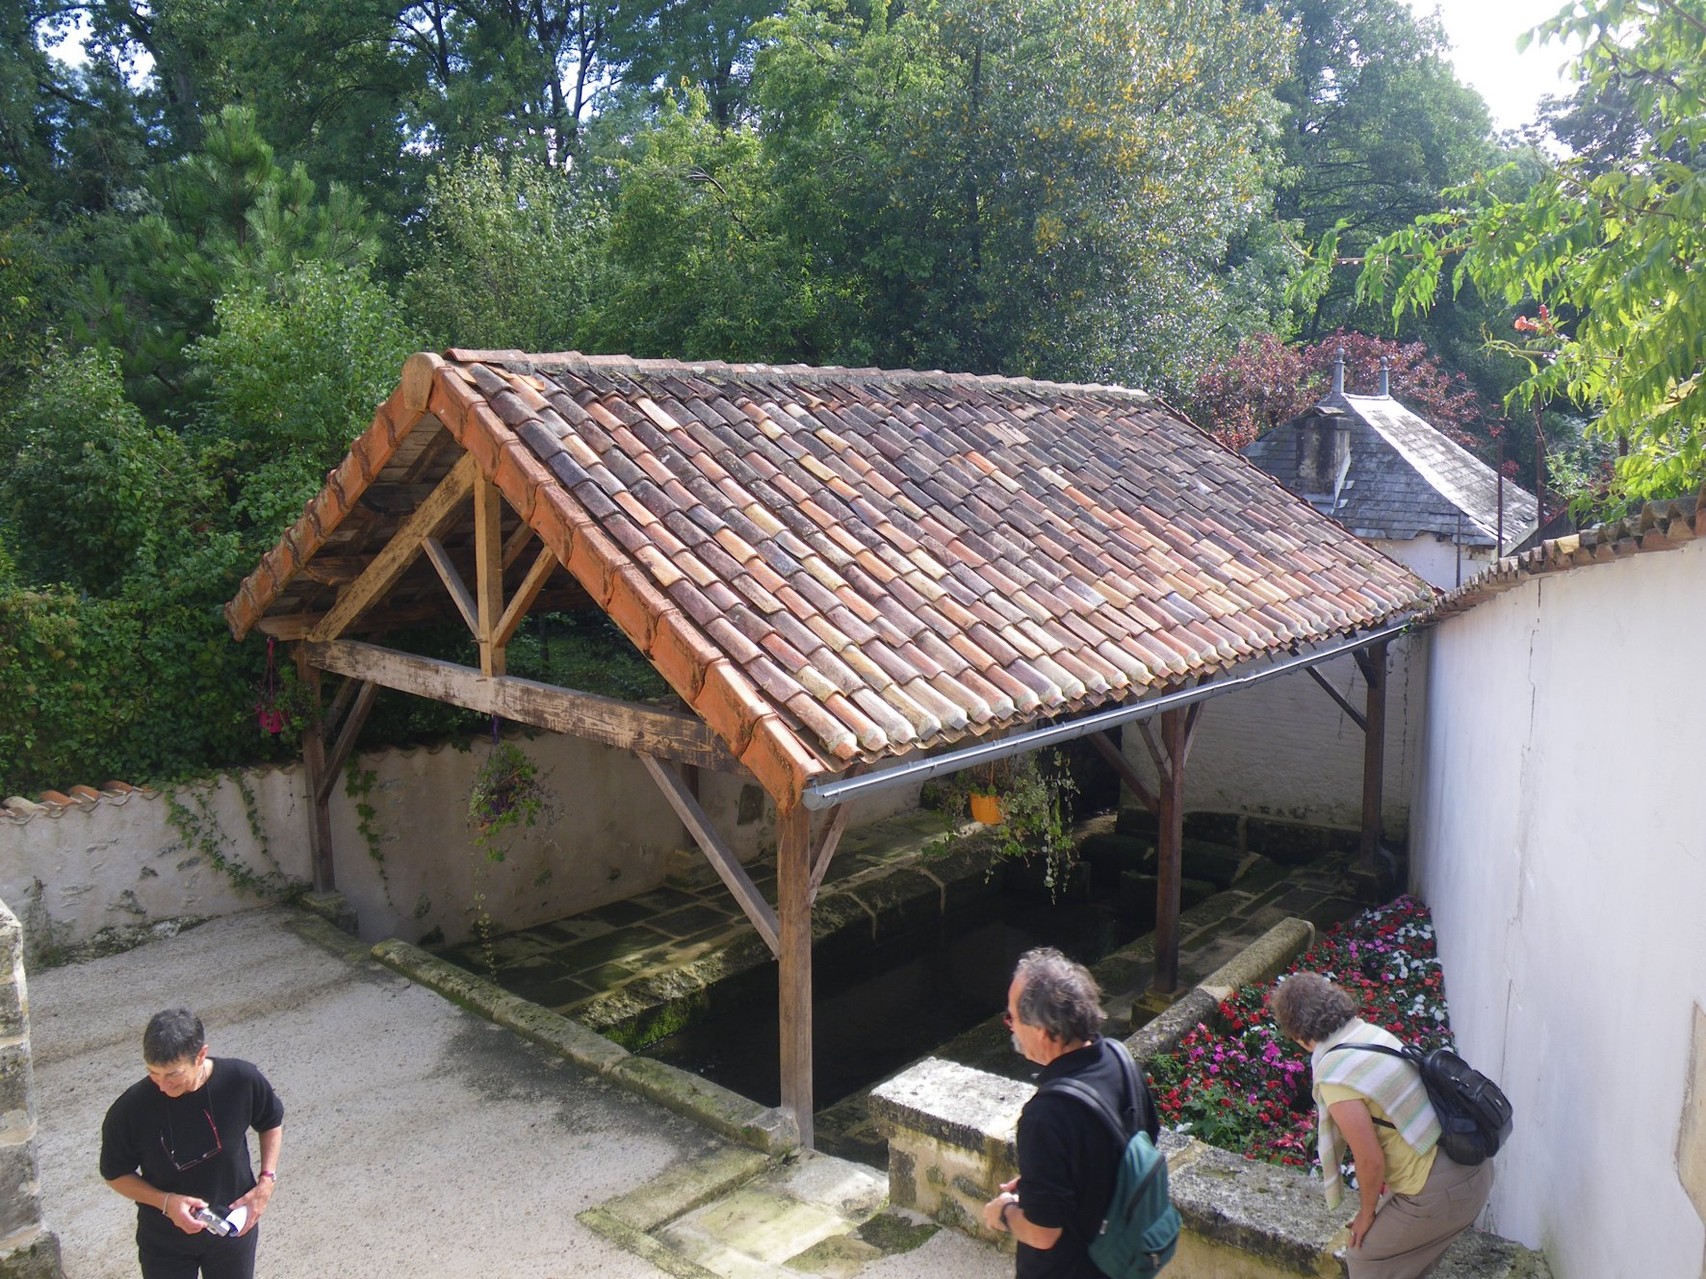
[1404,0,1583,133]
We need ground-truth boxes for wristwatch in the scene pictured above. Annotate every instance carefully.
[257,1170,277,1184]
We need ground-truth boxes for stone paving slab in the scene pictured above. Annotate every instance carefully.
[26,908,726,1279]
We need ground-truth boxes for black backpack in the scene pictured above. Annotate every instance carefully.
[1327,1040,1514,1166]
[1040,1041,1181,1277]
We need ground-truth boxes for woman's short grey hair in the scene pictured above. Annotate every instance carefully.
[1268,972,1358,1044]
[1014,947,1106,1043]
[143,1008,205,1066]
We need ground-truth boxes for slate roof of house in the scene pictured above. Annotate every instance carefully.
[1244,391,1538,550]
[226,350,1434,804]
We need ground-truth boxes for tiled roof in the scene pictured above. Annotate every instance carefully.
[1244,392,1538,549]
[226,351,1434,804]
[1423,492,1700,624]
[2,781,153,823]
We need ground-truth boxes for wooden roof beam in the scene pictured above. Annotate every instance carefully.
[309,454,478,642]
[304,638,741,772]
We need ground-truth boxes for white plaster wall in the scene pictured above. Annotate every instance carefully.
[1121,641,1423,834]
[0,732,921,959]
[1375,533,1497,593]
[1409,536,1706,1279]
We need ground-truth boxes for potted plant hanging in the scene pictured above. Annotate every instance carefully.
[467,729,548,860]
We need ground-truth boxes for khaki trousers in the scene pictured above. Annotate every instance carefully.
[1346,1151,1495,1279]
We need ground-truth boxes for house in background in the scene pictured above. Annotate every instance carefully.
[1242,351,1538,592]
[1126,354,1543,840]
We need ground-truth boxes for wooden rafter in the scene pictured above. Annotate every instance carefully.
[422,536,479,635]
[637,754,779,955]
[1087,730,1159,816]
[310,453,478,642]
[305,639,739,771]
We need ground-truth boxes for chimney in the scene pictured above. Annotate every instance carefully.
[1296,408,1352,498]
[1333,347,1345,396]
[1379,357,1390,397]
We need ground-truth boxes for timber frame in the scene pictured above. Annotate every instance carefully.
[230,349,1436,1152]
[280,463,845,1144]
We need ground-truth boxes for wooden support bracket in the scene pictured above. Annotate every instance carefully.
[1307,665,1367,733]
[316,680,380,805]
[1087,731,1159,816]
[806,802,852,902]
[639,754,779,954]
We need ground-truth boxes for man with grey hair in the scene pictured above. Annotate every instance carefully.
[982,948,1159,1278]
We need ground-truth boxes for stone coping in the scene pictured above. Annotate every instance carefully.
[365,931,798,1155]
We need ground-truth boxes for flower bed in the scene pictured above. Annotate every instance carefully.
[1145,895,1454,1169]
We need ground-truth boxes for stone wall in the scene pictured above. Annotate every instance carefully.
[0,733,921,963]
[0,897,62,1279]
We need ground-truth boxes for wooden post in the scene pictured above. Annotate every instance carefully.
[474,474,505,677]
[293,648,337,892]
[776,801,814,1147]
[1356,640,1390,876]
[1152,709,1189,995]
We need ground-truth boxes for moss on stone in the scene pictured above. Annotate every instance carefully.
[854,1210,938,1254]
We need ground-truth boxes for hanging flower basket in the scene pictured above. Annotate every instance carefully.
[467,740,547,859]
[969,792,1005,825]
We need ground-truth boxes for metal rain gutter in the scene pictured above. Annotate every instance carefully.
[799,615,1416,811]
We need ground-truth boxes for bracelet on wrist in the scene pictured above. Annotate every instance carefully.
[1000,1199,1017,1231]
[257,1170,277,1184]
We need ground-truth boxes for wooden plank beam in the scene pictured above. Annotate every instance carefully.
[1306,665,1367,733]
[638,755,779,954]
[316,680,380,805]
[806,802,852,901]
[1087,730,1159,816]
[422,536,480,636]
[777,801,814,1147]
[494,545,560,651]
[292,649,338,893]
[310,453,477,642]
[304,638,740,771]
[474,473,505,676]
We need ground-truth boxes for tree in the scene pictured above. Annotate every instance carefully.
[192,261,419,539]
[1184,331,1492,452]
[749,0,1296,387]
[1342,0,1706,503]
[402,153,605,353]
[79,104,381,416]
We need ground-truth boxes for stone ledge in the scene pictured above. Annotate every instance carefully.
[370,937,797,1154]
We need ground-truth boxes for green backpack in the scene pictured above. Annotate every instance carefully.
[1041,1041,1181,1278]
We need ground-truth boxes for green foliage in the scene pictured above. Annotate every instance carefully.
[191,260,418,537]
[925,751,1079,894]
[0,347,226,595]
[163,778,303,902]
[80,104,382,414]
[752,0,1298,386]
[1339,0,1706,503]
[402,153,604,352]
[468,740,549,863]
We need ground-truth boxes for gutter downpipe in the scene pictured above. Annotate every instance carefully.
[800,615,1418,810]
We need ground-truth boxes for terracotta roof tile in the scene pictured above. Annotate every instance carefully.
[227,350,1434,804]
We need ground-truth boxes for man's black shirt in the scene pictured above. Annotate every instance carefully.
[100,1058,284,1247]
[1015,1038,1159,1279]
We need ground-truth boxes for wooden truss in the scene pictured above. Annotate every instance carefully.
[288,463,844,1146]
